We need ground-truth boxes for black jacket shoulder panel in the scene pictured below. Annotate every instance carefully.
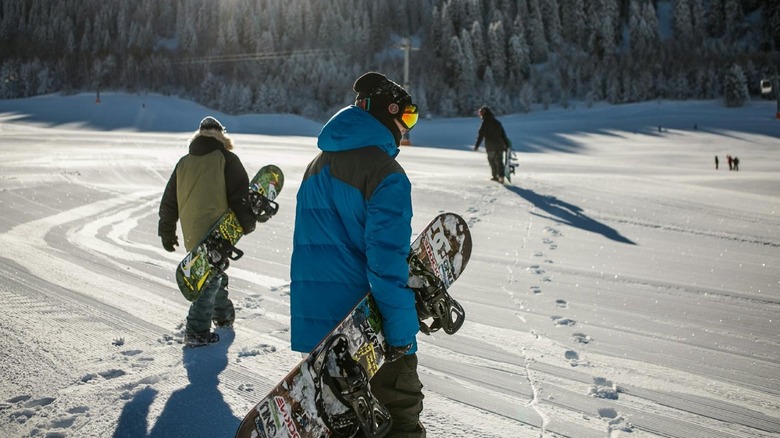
[306,147,404,200]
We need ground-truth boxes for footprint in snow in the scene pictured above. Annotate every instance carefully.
[565,350,589,367]
[5,396,57,425]
[555,299,568,308]
[237,344,277,360]
[572,332,593,344]
[271,283,291,296]
[530,286,542,295]
[551,316,576,327]
[589,377,619,400]
[242,295,265,311]
[598,407,634,436]
[239,383,255,392]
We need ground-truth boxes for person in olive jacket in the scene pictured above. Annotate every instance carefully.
[158,116,257,347]
[473,106,511,183]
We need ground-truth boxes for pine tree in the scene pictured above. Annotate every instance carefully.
[673,0,694,43]
[527,0,549,63]
[560,0,587,50]
[488,21,508,83]
[723,64,749,107]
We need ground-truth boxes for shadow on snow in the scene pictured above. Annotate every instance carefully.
[113,330,240,438]
[504,185,636,245]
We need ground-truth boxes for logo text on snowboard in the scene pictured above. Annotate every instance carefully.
[274,396,301,438]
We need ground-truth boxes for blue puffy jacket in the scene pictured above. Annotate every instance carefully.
[290,106,419,354]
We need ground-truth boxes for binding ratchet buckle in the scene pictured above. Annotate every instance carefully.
[409,260,465,335]
[249,192,279,223]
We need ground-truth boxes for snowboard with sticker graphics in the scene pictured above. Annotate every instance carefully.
[504,140,518,183]
[235,212,472,438]
[175,164,284,301]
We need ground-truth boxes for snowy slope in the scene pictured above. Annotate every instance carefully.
[0,94,779,438]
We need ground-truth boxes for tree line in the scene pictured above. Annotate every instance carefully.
[0,0,777,118]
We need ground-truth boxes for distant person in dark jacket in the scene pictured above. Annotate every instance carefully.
[474,106,511,183]
[715,155,719,170]
[733,156,740,171]
[158,116,257,347]
[291,72,425,437]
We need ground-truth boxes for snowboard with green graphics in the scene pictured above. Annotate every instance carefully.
[235,212,471,438]
[175,164,284,301]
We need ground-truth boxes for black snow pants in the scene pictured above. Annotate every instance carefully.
[362,354,426,437]
[487,150,505,179]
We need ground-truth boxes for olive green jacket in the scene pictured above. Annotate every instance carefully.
[158,133,255,251]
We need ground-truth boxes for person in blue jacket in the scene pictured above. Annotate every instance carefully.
[290,72,424,437]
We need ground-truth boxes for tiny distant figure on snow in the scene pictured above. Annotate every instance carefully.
[733,156,740,171]
[715,155,719,170]
[727,154,733,171]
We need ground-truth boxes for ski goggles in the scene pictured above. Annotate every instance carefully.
[399,104,419,130]
[356,98,419,130]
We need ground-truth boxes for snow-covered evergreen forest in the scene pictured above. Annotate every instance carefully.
[1,0,778,119]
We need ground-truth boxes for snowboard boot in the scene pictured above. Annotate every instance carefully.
[184,331,220,348]
[212,318,234,329]
[313,334,392,438]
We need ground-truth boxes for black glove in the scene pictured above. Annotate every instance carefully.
[242,221,256,235]
[385,343,413,363]
[161,235,178,252]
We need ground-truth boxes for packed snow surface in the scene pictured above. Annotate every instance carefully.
[0,93,778,437]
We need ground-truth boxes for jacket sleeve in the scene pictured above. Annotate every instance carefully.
[475,122,486,149]
[223,151,256,234]
[365,172,419,349]
[158,167,179,238]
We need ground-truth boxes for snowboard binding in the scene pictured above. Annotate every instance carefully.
[205,234,243,273]
[249,191,279,223]
[312,334,392,438]
[409,259,465,335]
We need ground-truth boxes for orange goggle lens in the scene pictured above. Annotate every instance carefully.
[400,104,419,129]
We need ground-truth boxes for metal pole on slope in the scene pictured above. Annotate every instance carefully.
[399,37,416,145]
[775,77,780,119]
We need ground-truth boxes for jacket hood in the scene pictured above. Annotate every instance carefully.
[188,135,226,156]
[317,106,399,158]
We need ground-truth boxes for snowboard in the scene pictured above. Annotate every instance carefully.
[504,140,518,183]
[235,212,472,438]
[175,164,284,301]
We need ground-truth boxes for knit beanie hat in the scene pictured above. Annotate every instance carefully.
[195,116,233,150]
[199,116,225,132]
[353,72,411,144]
